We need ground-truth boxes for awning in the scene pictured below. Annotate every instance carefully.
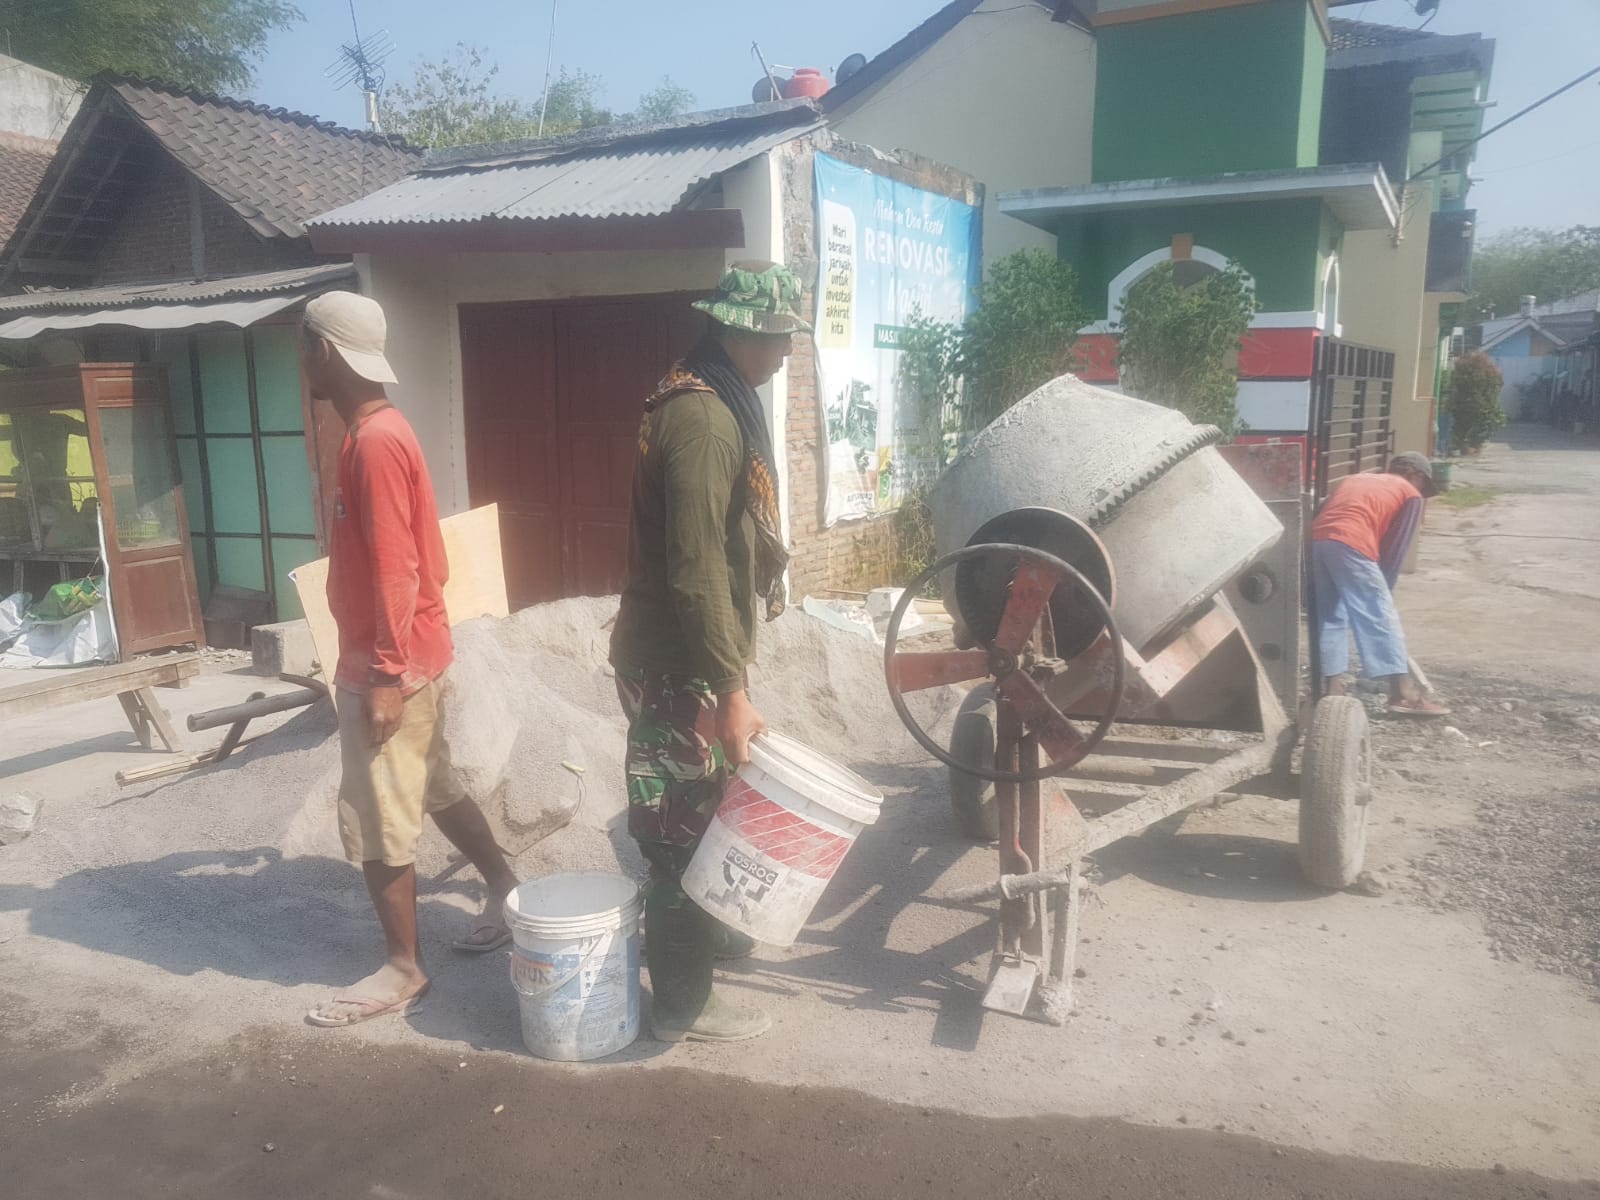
[0,262,356,340]
[0,294,301,340]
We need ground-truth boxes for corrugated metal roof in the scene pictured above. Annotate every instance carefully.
[0,295,304,340]
[0,262,355,313]
[311,107,822,228]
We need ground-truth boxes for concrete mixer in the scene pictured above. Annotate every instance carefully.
[881,375,1373,1025]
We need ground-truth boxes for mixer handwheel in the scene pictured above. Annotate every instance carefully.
[883,543,1125,785]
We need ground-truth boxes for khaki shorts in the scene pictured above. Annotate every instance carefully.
[336,680,465,867]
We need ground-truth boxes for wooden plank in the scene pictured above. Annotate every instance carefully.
[0,654,200,716]
[118,691,151,749]
[290,504,510,704]
[133,687,184,751]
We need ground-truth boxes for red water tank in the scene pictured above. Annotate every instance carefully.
[782,68,830,100]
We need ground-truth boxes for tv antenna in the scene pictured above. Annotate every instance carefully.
[326,0,394,132]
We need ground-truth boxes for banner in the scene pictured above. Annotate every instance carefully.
[814,153,981,526]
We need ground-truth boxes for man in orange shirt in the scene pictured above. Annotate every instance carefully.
[298,291,519,1028]
[1310,451,1448,717]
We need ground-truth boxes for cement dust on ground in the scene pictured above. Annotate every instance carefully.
[1,424,1598,1195]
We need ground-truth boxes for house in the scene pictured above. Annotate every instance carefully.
[1478,292,1600,420]
[0,53,83,247]
[823,0,1094,267]
[820,0,1493,466]
[308,102,983,607]
[1322,15,1495,463]
[0,77,418,635]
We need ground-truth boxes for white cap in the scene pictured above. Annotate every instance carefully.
[303,290,398,384]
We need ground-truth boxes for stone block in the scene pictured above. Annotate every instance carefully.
[251,619,318,678]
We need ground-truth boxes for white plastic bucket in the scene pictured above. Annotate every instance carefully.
[505,872,642,1062]
[682,731,883,947]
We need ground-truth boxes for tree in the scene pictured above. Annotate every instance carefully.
[0,0,300,93]
[635,78,695,124]
[379,45,540,148]
[380,47,691,149]
[1116,260,1258,433]
[1467,226,1600,323]
[539,68,612,134]
[955,249,1090,428]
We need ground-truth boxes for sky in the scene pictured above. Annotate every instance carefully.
[251,0,1600,238]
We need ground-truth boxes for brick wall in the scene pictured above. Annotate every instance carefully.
[97,153,192,283]
[96,152,321,284]
[779,132,981,599]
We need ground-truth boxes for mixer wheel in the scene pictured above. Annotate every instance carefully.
[1298,695,1373,889]
[949,684,999,841]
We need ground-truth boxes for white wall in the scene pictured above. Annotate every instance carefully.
[1338,181,1435,455]
[719,154,791,543]
[828,0,1096,267]
[0,54,82,141]
[361,247,728,515]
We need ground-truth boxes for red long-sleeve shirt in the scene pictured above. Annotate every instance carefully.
[327,405,452,695]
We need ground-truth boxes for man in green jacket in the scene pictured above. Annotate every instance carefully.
[610,261,808,1043]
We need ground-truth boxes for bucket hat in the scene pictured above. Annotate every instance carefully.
[693,260,812,335]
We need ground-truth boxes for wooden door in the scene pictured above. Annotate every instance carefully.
[460,304,562,608]
[461,294,702,608]
[84,365,207,653]
[555,296,703,597]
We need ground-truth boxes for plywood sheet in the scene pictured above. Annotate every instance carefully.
[290,503,508,693]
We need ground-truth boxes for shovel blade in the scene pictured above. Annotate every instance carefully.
[983,956,1040,1016]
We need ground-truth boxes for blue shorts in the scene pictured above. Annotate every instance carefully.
[1311,539,1409,679]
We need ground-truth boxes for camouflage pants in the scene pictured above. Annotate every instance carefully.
[615,666,729,882]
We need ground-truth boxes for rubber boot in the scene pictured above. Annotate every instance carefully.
[712,919,757,961]
[644,880,770,1043]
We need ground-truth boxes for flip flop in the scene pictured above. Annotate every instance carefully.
[306,982,429,1028]
[1387,698,1451,717]
[451,923,512,954]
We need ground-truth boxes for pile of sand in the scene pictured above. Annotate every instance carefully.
[238,596,957,878]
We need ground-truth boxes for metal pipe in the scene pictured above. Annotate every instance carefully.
[187,687,322,732]
[945,728,1295,905]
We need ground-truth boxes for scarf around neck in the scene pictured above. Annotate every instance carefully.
[648,337,790,620]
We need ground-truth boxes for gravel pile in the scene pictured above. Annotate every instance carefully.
[1371,669,1600,989]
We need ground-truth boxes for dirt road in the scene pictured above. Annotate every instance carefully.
[1,425,1597,1196]
[3,1014,1589,1200]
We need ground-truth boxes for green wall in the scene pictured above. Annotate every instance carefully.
[1054,199,1328,318]
[1092,0,1328,183]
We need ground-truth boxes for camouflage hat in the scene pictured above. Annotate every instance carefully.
[693,260,813,335]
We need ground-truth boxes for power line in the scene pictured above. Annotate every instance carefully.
[1407,62,1600,184]
[537,1,558,136]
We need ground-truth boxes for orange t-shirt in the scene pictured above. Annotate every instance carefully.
[327,406,453,695]
[1311,472,1421,561]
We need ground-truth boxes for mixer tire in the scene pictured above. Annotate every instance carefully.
[949,684,999,842]
[1298,694,1372,889]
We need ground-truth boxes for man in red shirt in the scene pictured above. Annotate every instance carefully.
[299,291,519,1028]
[1310,452,1448,717]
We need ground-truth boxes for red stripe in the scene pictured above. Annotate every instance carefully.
[1073,334,1120,383]
[717,781,851,878]
[1238,328,1316,379]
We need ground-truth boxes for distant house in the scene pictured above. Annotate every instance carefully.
[309,102,982,605]
[824,0,1095,267]
[0,53,84,247]
[0,77,418,632]
[817,0,1492,465]
[1478,291,1600,420]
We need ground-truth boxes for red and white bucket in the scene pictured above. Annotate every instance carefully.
[682,731,883,947]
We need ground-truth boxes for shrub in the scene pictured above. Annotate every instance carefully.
[956,250,1090,428]
[1116,260,1259,433]
[1445,351,1506,452]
